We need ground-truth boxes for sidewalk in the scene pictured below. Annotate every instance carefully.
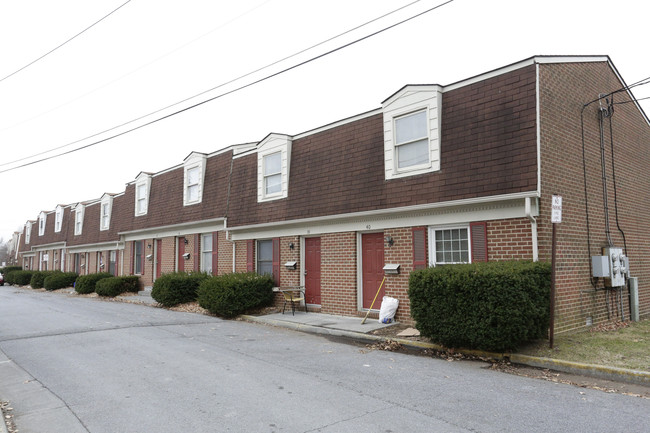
[242,311,650,387]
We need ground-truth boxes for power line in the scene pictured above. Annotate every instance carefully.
[0,0,132,83]
[0,0,453,174]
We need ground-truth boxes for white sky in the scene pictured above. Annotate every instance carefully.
[1,0,649,242]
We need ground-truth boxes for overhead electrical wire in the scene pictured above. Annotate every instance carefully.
[0,0,132,83]
[0,0,453,174]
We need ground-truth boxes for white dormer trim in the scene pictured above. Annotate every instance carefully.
[25,221,32,244]
[74,203,85,236]
[134,173,152,216]
[54,205,63,233]
[382,85,442,180]
[38,212,46,236]
[100,194,114,231]
[257,134,292,203]
[183,152,207,206]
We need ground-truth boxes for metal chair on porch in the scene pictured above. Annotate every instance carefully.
[280,287,307,315]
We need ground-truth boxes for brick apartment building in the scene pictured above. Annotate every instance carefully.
[16,55,650,333]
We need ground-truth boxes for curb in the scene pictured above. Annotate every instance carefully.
[243,315,650,386]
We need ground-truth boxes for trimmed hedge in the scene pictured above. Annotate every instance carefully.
[120,276,140,293]
[151,272,210,307]
[44,272,79,291]
[7,270,34,286]
[31,271,57,289]
[95,276,140,297]
[197,272,274,318]
[1,266,22,276]
[75,272,113,294]
[408,261,551,352]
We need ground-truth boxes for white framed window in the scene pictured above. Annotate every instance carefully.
[134,173,152,216]
[183,152,207,206]
[201,233,213,274]
[257,134,291,202]
[100,194,113,231]
[263,152,282,196]
[38,212,46,236]
[429,226,471,266]
[257,239,273,276]
[382,85,442,180]
[134,240,144,274]
[55,206,63,233]
[74,204,84,236]
[395,110,429,169]
[25,222,32,244]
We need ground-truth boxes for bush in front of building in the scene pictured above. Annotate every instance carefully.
[1,266,22,276]
[197,272,274,318]
[30,271,58,289]
[94,276,140,297]
[151,272,210,307]
[408,260,551,352]
[7,270,34,286]
[43,272,79,290]
[75,272,113,294]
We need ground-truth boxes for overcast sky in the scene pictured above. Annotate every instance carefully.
[1,0,649,242]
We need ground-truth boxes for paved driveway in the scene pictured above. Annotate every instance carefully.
[1,287,648,433]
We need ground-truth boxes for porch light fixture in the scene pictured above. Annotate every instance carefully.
[183,238,188,245]
[385,236,394,247]
[288,242,294,250]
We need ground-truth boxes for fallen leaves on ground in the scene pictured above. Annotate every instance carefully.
[589,320,630,333]
[1,400,17,433]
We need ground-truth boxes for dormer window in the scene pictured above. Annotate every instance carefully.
[25,222,32,244]
[55,206,63,233]
[74,204,84,235]
[134,173,152,216]
[38,212,46,236]
[183,152,207,206]
[383,85,442,180]
[263,152,282,196]
[257,134,291,202]
[100,194,113,231]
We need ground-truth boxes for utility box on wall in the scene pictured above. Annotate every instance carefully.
[603,247,626,287]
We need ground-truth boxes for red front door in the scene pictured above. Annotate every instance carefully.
[362,232,385,309]
[178,237,185,272]
[304,237,321,305]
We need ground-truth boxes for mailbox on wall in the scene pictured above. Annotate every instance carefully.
[383,264,400,275]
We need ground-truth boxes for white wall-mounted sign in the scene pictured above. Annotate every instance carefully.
[551,195,562,223]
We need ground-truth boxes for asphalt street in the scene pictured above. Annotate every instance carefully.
[1,286,648,433]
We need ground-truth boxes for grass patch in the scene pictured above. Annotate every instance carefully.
[518,319,649,371]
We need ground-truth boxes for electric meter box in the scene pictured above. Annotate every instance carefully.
[592,256,609,278]
[603,247,626,287]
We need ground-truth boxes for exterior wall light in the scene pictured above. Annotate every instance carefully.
[385,236,394,247]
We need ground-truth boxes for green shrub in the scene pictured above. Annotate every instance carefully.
[198,272,274,318]
[408,261,551,352]
[95,277,125,297]
[75,272,113,294]
[152,272,210,307]
[30,271,57,289]
[1,266,22,276]
[8,270,34,286]
[44,272,79,290]
[120,276,140,293]
[95,276,140,297]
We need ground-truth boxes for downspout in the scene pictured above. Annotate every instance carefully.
[526,197,539,262]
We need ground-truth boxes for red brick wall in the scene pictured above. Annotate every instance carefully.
[234,240,248,272]
[320,232,358,316]
[539,61,650,331]
[216,231,232,275]
[487,218,534,261]
[383,227,416,324]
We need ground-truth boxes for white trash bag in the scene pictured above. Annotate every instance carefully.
[378,296,399,324]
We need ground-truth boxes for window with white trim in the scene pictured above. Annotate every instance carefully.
[134,173,152,216]
[395,110,429,169]
[429,226,470,266]
[134,240,144,274]
[38,212,46,236]
[201,233,212,274]
[263,152,282,196]
[257,239,273,276]
[382,85,442,180]
[100,195,112,231]
[74,204,84,236]
[257,134,291,202]
[55,206,63,233]
[25,222,32,244]
[183,153,206,206]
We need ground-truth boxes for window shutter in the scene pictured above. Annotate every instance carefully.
[212,232,219,275]
[412,227,427,270]
[141,241,145,275]
[116,250,120,276]
[470,221,488,262]
[246,240,254,272]
[272,237,280,286]
[194,234,200,272]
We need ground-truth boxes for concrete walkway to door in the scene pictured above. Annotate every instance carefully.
[243,311,394,336]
